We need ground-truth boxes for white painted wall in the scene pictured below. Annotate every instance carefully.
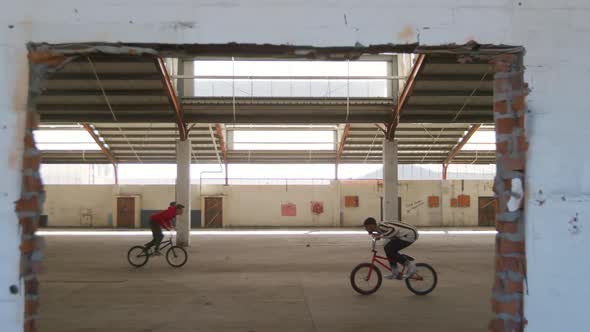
[43,181,492,228]
[0,32,27,332]
[43,185,113,227]
[223,184,338,227]
[1,1,588,330]
[441,180,495,227]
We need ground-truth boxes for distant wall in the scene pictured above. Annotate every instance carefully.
[43,180,493,228]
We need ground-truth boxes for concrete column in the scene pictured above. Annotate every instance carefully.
[175,139,191,246]
[383,139,398,221]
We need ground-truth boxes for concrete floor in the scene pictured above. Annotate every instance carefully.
[39,230,494,332]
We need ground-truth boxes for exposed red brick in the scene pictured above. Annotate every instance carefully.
[503,179,512,191]
[490,54,517,72]
[497,222,518,234]
[489,319,505,331]
[24,278,39,295]
[510,75,525,92]
[19,108,45,332]
[517,136,529,152]
[497,156,526,172]
[20,217,39,234]
[496,256,524,273]
[496,141,509,155]
[494,78,511,95]
[24,133,34,148]
[24,319,36,332]
[492,299,520,316]
[25,113,40,130]
[23,155,42,171]
[20,239,35,254]
[15,197,39,213]
[25,300,39,315]
[494,277,524,294]
[495,100,508,114]
[498,239,525,255]
[512,95,526,112]
[489,319,524,332]
[496,118,516,134]
[20,236,43,254]
[490,53,526,332]
[23,176,43,193]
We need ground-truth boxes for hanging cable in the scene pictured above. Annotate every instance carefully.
[232,57,237,123]
[87,56,142,163]
[346,59,350,122]
[364,128,381,163]
[420,70,490,163]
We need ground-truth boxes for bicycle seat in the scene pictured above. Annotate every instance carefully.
[401,254,415,261]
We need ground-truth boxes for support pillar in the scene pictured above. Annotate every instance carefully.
[383,139,398,221]
[175,139,191,246]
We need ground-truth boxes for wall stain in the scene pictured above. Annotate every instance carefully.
[9,53,29,170]
[169,21,196,30]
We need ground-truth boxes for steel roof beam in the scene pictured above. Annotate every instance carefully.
[156,58,188,141]
[442,124,482,179]
[82,123,119,183]
[386,54,427,140]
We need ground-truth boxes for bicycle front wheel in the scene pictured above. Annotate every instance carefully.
[350,263,382,295]
[166,246,188,268]
[405,263,437,295]
[127,246,149,268]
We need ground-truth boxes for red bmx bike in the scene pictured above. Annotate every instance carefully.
[350,237,437,295]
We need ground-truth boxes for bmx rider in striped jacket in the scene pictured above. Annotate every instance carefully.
[363,217,418,280]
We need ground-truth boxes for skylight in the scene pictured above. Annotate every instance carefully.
[232,129,335,151]
[193,60,390,98]
[34,129,101,151]
[461,130,495,151]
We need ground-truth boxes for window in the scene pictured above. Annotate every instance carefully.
[34,127,101,151]
[231,129,336,151]
[461,130,495,151]
[193,60,390,98]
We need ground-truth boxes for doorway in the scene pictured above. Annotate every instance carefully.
[204,197,223,228]
[117,197,135,228]
[478,197,497,227]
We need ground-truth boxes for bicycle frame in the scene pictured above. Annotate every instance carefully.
[367,239,392,280]
[366,237,423,281]
[148,234,175,255]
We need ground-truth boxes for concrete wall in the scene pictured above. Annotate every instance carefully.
[42,181,493,228]
[43,185,113,227]
[222,185,339,227]
[2,1,589,330]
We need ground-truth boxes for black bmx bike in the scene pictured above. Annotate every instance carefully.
[127,233,188,268]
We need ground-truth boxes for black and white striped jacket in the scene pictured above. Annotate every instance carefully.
[377,221,419,242]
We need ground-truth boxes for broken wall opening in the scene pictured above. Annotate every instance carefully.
[23,42,527,332]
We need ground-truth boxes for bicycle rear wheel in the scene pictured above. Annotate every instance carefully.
[350,263,382,295]
[166,246,188,268]
[127,246,149,268]
[405,263,437,295]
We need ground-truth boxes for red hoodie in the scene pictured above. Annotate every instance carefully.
[150,206,177,229]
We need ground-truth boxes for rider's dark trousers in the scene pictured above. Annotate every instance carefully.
[384,239,413,265]
[145,220,164,251]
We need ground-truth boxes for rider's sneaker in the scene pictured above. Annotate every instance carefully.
[153,250,162,256]
[385,265,403,280]
[403,261,417,278]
